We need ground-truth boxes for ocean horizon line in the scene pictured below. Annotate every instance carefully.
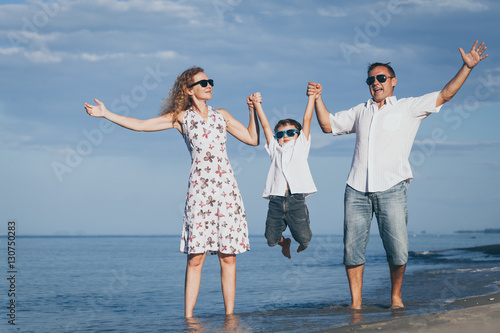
[1,232,495,238]
[4,233,339,238]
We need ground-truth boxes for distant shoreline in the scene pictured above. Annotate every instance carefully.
[454,228,500,234]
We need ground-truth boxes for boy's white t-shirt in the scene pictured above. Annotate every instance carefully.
[263,133,317,199]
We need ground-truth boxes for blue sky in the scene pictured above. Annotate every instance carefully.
[0,0,499,236]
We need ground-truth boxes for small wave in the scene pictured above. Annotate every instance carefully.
[455,244,500,256]
[409,250,447,260]
[458,266,500,273]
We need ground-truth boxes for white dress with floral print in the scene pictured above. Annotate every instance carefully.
[179,106,250,255]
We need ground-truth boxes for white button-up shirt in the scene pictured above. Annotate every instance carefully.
[330,91,442,193]
[263,133,317,198]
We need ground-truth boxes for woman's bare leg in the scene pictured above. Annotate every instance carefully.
[184,253,206,318]
[218,252,237,315]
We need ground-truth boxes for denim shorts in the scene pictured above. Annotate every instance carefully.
[343,181,409,266]
[265,191,312,247]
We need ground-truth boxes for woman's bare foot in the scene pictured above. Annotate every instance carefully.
[278,237,291,259]
[297,244,308,253]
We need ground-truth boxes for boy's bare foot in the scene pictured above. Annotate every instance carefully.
[278,237,291,259]
[297,244,308,253]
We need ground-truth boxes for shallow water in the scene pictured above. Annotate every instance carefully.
[2,233,500,332]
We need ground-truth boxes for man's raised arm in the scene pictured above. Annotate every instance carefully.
[437,40,488,107]
[308,82,332,133]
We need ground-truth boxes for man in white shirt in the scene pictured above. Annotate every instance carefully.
[308,41,488,309]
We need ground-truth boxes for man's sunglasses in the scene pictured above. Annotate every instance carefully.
[188,79,214,88]
[366,74,394,85]
[274,129,300,139]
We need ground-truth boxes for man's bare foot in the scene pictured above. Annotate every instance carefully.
[297,244,308,253]
[390,297,404,309]
[349,308,364,324]
[278,237,291,259]
[349,303,362,310]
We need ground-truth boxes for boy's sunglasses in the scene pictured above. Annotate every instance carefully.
[366,74,394,85]
[274,129,300,139]
[188,79,214,88]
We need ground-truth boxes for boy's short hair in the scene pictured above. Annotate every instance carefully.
[274,119,302,133]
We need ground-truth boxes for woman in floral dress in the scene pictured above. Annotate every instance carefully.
[84,66,259,318]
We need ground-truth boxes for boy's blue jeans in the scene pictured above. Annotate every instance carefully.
[343,181,409,266]
[265,190,312,247]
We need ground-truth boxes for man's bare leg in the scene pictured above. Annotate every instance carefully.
[389,263,406,308]
[346,264,364,310]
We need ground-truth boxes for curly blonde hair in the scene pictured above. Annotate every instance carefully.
[160,66,204,119]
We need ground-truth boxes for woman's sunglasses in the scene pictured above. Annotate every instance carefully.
[188,79,214,88]
[274,129,300,139]
[365,74,394,85]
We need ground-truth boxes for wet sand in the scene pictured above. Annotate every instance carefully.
[322,288,500,333]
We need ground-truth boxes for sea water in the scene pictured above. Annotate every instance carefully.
[2,233,499,332]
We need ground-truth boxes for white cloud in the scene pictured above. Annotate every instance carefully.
[0,47,21,55]
[317,6,348,18]
[16,50,179,63]
[281,8,302,16]
[310,132,334,149]
[140,51,178,60]
[413,140,500,153]
[0,0,204,36]
[0,116,59,152]
[310,132,355,151]
[403,0,488,12]
[80,52,126,62]
[77,0,200,17]
[475,161,500,171]
[484,68,500,87]
[23,49,62,63]
[233,14,244,24]
[79,50,178,62]
[5,30,60,50]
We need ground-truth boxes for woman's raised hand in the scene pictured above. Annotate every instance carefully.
[84,98,108,118]
[246,94,254,109]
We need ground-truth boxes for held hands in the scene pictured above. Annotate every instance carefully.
[84,99,108,118]
[247,92,262,108]
[246,94,254,110]
[460,40,488,70]
[252,92,262,104]
[307,82,322,99]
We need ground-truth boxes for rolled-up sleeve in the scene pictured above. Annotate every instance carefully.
[330,106,359,135]
[408,91,443,119]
